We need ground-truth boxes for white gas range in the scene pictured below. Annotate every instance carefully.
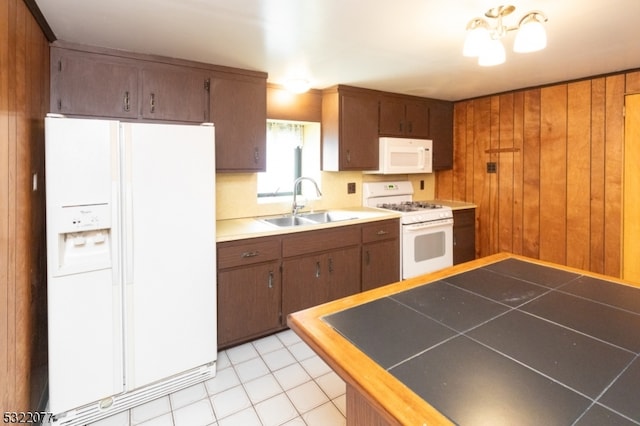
[362,181,454,280]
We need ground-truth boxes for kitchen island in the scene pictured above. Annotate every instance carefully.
[288,253,640,425]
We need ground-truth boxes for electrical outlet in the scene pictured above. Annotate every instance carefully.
[347,182,356,194]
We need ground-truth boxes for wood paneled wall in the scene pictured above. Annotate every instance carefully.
[436,71,640,278]
[0,0,49,413]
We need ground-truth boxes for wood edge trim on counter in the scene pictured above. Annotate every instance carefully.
[287,252,640,425]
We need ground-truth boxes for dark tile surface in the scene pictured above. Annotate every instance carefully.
[600,357,640,421]
[321,258,640,424]
[560,275,640,315]
[389,336,591,426]
[521,291,640,353]
[390,280,510,332]
[322,297,455,369]
[442,267,549,306]
[467,310,636,397]
[484,258,580,288]
[574,404,639,426]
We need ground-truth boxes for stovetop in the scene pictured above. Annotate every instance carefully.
[376,201,445,212]
[362,181,453,224]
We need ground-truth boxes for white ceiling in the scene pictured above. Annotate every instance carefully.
[34,0,640,101]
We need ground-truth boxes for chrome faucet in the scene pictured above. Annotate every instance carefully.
[292,177,322,216]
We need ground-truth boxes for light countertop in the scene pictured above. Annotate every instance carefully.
[216,206,401,242]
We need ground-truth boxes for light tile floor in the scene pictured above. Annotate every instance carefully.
[89,330,346,426]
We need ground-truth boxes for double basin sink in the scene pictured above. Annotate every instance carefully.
[260,211,359,228]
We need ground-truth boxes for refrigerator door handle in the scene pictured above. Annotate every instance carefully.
[121,131,135,287]
[124,184,134,285]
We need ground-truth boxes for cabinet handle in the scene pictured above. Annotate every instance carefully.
[241,251,259,258]
[150,93,156,113]
[408,121,413,133]
[328,258,334,273]
[315,261,321,278]
[346,150,351,163]
[254,147,259,164]
[399,122,403,133]
[268,270,273,289]
[365,250,370,266]
[123,91,130,112]
[376,230,388,236]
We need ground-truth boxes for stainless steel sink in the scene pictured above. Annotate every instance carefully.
[260,211,359,227]
[261,216,317,227]
[299,211,358,223]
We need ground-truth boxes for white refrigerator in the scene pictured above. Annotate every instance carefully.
[45,116,217,425]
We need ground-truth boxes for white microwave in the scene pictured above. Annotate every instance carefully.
[366,137,433,174]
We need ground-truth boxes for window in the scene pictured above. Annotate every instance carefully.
[257,120,321,200]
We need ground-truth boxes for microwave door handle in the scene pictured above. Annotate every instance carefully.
[418,148,425,170]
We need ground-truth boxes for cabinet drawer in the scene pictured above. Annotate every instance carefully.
[453,209,475,227]
[218,237,281,269]
[362,219,399,243]
[282,225,360,258]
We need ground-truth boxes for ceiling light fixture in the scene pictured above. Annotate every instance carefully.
[284,78,311,94]
[463,5,548,66]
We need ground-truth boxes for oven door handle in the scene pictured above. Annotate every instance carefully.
[403,218,454,231]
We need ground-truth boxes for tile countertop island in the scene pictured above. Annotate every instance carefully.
[287,253,640,426]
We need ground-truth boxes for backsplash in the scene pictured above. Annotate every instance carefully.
[216,172,435,220]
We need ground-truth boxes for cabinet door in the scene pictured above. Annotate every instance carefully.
[51,48,139,118]
[362,240,400,291]
[141,64,210,122]
[405,100,430,138]
[453,209,476,264]
[211,77,267,172]
[327,246,361,300]
[217,260,281,347]
[428,100,454,170]
[340,92,379,170]
[379,98,405,136]
[282,254,331,318]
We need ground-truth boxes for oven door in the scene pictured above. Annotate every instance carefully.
[401,218,453,279]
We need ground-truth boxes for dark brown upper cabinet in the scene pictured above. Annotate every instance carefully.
[211,75,267,172]
[140,63,210,123]
[51,48,139,119]
[322,85,379,171]
[379,96,430,138]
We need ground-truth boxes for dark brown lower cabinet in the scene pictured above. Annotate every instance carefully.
[362,219,400,291]
[217,219,400,348]
[217,236,282,348]
[282,226,361,319]
[217,261,281,348]
[453,208,476,264]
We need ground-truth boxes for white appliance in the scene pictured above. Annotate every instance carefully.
[362,181,453,279]
[366,137,433,174]
[45,116,217,425]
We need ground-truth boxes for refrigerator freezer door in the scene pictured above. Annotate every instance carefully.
[121,122,216,390]
[45,117,124,413]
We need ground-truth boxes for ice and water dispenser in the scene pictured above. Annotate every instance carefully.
[51,202,113,277]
